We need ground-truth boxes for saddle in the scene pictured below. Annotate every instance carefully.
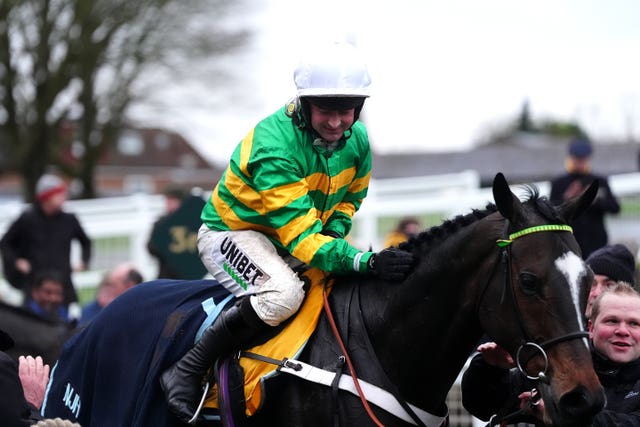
[202,267,332,422]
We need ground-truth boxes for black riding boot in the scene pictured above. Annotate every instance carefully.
[159,298,269,423]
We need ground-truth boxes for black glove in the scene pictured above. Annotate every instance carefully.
[368,248,415,281]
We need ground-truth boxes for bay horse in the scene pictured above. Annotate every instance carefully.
[42,173,605,426]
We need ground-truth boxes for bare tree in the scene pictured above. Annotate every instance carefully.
[0,0,250,200]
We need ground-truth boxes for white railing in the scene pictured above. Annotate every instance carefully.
[355,171,640,251]
[2,171,640,305]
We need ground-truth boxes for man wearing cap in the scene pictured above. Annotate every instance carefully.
[0,174,91,311]
[585,243,637,318]
[550,138,620,258]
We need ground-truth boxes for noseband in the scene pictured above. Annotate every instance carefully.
[494,224,589,382]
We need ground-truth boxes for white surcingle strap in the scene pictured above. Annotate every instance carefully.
[277,358,447,426]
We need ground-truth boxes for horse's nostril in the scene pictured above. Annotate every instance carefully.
[558,385,605,421]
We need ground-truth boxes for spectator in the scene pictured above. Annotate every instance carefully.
[79,262,143,327]
[549,138,620,258]
[32,419,81,427]
[383,216,422,248]
[25,271,70,323]
[18,355,50,413]
[147,186,207,280]
[585,243,637,318]
[0,329,80,427]
[585,283,640,424]
[0,174,92,311]
[159,41,415,423]
[0,328,44,425]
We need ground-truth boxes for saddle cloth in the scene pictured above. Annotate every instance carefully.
[205,267,331,416]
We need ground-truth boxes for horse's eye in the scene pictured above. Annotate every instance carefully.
[519,271,539,296]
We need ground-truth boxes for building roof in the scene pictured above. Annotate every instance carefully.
[372,140,639,185]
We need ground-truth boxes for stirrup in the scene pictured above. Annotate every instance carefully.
[187,380,210,424]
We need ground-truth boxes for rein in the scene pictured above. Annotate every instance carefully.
[322,279,386,427]
[321,278,435,427]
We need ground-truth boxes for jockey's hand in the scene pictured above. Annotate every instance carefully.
[368,248,415,281]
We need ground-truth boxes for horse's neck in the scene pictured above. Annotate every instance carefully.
[353,223,499,410]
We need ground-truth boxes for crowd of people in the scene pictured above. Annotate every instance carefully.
[0,176,150,425]
[0,41,636,426]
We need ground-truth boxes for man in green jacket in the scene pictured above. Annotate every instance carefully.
[160,42,415,423]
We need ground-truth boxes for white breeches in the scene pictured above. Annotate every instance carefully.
[197,225,305,326]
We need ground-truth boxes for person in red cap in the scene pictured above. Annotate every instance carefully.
[0,174,92,316]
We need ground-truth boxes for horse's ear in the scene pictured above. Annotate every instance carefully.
[492,173,525,222]
[558,179,599,222]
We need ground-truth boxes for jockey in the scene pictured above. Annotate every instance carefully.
[159,41,415,423]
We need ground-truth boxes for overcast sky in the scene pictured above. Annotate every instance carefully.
[131,0,640,166]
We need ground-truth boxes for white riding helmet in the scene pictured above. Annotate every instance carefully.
[294,42,371,98]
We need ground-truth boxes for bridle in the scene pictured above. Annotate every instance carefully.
[491,223,589,382]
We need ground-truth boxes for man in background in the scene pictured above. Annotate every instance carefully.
[0,174,92,312]
[585,243,637,318]
[25,271,69,323]
[550,138,620,258]
[383,216,422,248]
[79,262,143,326]
[147,186,207,280]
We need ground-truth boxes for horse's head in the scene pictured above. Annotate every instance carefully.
[479,173,605,426]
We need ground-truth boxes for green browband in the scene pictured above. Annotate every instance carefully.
[496,224,573,248]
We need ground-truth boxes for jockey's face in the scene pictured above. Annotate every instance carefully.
[309,103,355,143]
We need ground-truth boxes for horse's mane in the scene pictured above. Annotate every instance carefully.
[397,184,562,252]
